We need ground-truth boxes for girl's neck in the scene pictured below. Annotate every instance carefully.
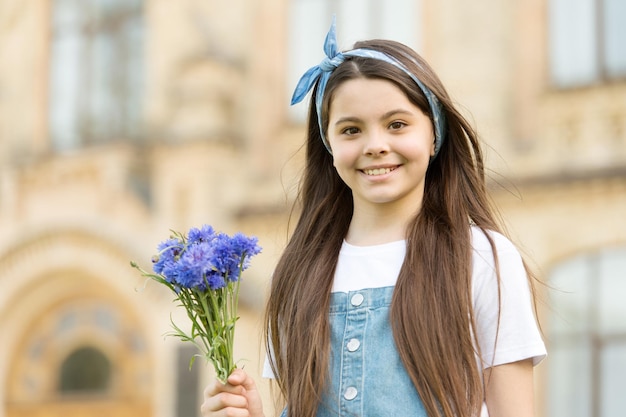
[345,207,414,246]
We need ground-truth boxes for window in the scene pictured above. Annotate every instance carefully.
[59,346,112,394]
[49,0,144,151]
[287,0,421,120]
[548,0,626,87]
[548,247,626,417]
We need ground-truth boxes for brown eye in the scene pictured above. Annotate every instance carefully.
[389,121,406,130]
[342,127,360,135]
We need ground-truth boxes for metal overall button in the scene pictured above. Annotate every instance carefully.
[344,386,358,400]
[350,293,364,307]
[346,338,360,352]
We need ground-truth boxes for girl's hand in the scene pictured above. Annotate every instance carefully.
[200,369,265,417]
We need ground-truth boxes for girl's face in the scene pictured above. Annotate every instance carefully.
[327,77,435,216]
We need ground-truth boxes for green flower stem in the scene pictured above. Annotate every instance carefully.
[130,248,256,385]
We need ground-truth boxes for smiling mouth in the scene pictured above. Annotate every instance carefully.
[362,167,397,176]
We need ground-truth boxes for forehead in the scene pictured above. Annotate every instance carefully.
[329,77,415,117]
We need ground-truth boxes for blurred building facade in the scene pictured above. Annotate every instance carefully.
[0,1,624,417]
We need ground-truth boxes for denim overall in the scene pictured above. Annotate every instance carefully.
[280,286,428,417]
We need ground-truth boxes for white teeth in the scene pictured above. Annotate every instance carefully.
[364,167,393,176]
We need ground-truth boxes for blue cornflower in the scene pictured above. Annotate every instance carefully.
[175,242,214,289]
[153,238,184,275]
[161,259,180,284]
[205,272,226,290]
[188,224,216,244]
[230,233,261,271]
[208,233,240,281]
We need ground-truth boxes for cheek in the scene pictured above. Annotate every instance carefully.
[330,147,353,170]
[330,153,356,187]
[331,155,344,173]
[328,142,341,163]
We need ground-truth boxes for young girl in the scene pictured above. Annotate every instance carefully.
[201,18,546,417]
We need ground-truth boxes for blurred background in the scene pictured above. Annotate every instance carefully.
[0,0,624,416]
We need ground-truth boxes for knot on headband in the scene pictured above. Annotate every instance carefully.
[290,21,344,107]
[291,16,446,158]
[319,54,345,72]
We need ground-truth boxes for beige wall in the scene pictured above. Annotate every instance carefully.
[0,0,624,416]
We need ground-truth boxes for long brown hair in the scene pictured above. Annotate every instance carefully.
[266,39,517,417]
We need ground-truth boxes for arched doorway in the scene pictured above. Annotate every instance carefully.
[59,346,112,393]
[5,271,152,417]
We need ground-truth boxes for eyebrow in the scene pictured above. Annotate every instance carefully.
[333,109,415,126]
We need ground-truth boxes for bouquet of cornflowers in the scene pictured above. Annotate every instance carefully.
[131,225,261,383]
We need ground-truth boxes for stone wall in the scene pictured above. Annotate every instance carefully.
[0,1,624,416]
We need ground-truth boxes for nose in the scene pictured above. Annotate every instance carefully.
[363,130,390,156]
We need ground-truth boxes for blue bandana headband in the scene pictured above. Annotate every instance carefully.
[291,17,446,157]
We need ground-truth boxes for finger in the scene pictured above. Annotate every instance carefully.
[204,377,246,398]
[230,370,264,416]
[200,402,250,417]
[228,369,261,394]
[201,391,249,412]
[226,368,249,386]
